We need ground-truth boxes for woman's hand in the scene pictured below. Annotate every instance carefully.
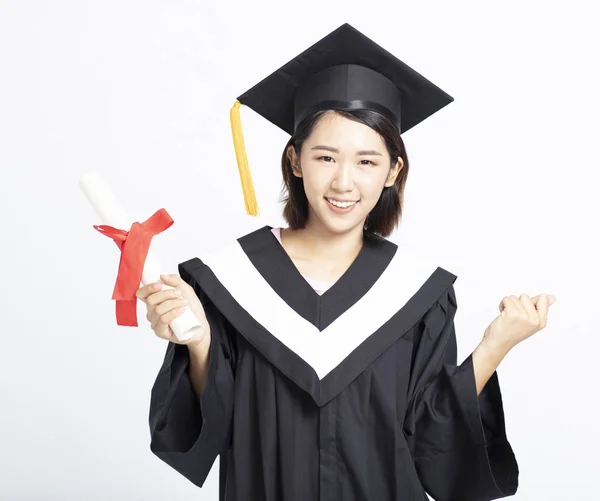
[135,273,211,348]
[482,293,556,355]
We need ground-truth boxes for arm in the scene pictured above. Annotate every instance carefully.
[472,340,510,396]
[188,336,212,400]
[404,284,519,501]
[148,267,237,488]
[473,292,555,395]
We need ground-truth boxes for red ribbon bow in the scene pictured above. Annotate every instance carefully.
[93,208,174,326]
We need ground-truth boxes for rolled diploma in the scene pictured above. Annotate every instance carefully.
[78,171,202,342]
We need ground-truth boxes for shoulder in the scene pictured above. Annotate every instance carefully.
[180,225,271,277]
[389,243,457,287]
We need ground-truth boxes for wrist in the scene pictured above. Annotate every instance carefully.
[476,337,511,364]
[187,331,212,359]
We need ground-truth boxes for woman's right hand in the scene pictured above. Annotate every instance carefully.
[135,273,211,348]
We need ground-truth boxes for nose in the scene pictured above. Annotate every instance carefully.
[331,162,355,192]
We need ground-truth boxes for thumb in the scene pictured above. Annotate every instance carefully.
[532,294,556,306]
[159,273,183,286]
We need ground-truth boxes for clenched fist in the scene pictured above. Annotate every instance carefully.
[135,273,211,348]
[483,293,556,354]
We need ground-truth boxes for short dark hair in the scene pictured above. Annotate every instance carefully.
[278,108,410,239]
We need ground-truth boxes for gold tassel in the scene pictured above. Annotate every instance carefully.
[230,101,259,216]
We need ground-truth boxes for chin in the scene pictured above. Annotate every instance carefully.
[316,209,367,235]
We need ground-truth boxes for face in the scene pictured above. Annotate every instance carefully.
[287,111,403,236]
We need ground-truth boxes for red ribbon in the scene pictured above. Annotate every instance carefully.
[93,208,174,327]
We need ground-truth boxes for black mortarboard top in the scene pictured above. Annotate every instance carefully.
[229,23,454,216]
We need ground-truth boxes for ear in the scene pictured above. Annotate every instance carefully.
[384,156,404,187]
[287,145,302,178]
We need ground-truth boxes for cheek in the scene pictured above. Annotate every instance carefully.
[301,169,328,195]
[358,172,388,197]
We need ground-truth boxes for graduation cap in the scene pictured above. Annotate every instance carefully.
[229,23,454,217]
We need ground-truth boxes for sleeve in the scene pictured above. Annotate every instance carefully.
[403,284,519,501]
[148,265,237,488]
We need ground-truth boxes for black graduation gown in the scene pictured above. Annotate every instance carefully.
[148,225,519,501]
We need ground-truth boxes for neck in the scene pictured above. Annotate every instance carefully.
[282,219,365,265]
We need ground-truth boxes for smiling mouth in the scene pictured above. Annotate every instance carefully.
[323,197,360,210]
[324,197,360,208]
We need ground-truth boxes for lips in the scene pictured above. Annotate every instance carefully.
[324,197,359,204]
[324,197,360,213]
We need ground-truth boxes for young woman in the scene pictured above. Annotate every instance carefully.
[136,24,555,501]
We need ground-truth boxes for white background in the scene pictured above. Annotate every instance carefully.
[1,0,598,499]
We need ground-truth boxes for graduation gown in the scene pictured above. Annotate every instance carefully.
[148,225,519,501]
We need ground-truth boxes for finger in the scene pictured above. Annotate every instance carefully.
[146,287,183,308]
[532,294,556,307]
[499,296,517,313]
[146,289,181,329]
[158,273,192,296]
[161,325,178,343]
[499,296,508,312]
[149,295,186,327]
[160,273,186,287]
[136,282,163,302]
[500,295,523,314]
[534,294,550,328]
[509,295,527,315]
[519,293,538,318]
[154,297,188,318]
[152,303,187,331]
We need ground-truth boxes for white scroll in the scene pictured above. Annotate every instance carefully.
[79,171,202,342]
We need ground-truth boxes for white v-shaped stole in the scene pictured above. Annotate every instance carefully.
[200,242,438,379]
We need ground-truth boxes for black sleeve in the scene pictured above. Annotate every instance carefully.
[148,265,237,488]
[403,284,519,501]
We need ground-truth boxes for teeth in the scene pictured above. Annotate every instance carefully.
[327,198,357,208]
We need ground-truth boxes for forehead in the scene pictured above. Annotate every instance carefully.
[306,112,385,148]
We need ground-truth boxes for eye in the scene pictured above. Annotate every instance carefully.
[359,160,375,165]
[318,156,334,162]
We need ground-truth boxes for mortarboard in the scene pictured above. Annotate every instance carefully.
[229,23,454,217]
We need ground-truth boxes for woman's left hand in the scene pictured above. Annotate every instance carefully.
[482,293,556,354]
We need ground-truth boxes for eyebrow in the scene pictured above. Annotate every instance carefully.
[310,145,383,156]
